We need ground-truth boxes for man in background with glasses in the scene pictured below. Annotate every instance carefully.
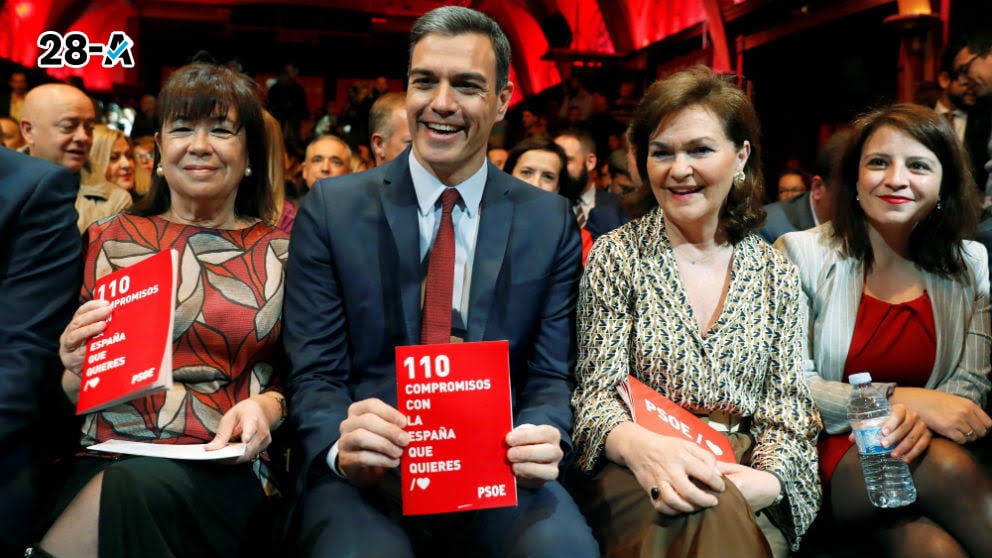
[938,37,992,195]
[952,32,992,204]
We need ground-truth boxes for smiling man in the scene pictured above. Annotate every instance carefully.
[20,84,130,232]
[284,6,598,557]
[952,32,992,201]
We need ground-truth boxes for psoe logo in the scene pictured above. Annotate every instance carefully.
[37,31,135,69]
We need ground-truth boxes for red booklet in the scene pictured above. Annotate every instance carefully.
[77,249,178,415]
[617,374,736,464]
[395,340,517,515]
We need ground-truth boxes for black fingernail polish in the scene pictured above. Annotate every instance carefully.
[650,487,660,499]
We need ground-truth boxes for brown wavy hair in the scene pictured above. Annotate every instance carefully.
[626,65,765,243]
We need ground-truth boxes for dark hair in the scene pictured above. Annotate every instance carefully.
[503,136,569,192]
[409,6,511,92]
[831,103,979,276]
[554,128,596,157]
[132,63,272,221]
[626,65,765,243]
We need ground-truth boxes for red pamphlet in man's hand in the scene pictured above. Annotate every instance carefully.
[395,340,517,515]
[617,374,736,463]
[76,249,178,415]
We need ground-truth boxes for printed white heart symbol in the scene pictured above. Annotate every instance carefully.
[705,439,723,456]
[87,377,100,390]
[416,478,430,490]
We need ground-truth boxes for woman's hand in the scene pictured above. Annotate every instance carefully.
[851,402,930,463]
[205,394,280,464]
[605,422,725,515]
[59,300,112,375]
[716,463,781,511]
[890,387,992,444]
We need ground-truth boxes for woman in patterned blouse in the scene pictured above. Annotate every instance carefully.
[778,104,992,557]
[570,65,822,558]
[36,63,289,558]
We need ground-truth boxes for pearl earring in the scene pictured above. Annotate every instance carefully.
[155,164,164,177]
[244,166,252,178]
[732,170,745,186]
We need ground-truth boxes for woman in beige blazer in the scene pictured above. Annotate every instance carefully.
[778,103,992,558]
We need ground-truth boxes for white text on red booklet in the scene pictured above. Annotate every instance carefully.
[618,374,736,464]
[77,249,178,415]
[395,340,517,515]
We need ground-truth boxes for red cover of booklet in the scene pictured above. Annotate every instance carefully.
[618,374,736,464]
[76,249,178,415]
[395,340,517,516]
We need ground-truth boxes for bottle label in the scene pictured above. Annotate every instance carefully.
[852,417,891,456]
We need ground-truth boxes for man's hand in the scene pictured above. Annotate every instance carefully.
[505,424,564,488]
[338,398,409,486]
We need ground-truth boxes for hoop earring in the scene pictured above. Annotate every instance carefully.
[244,166,253,178]
[732,170,745,186]
[155,164,164,177]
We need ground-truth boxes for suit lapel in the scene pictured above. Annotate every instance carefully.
[467,170,512,341]
[380,157,423,343]
[923,271,960,386]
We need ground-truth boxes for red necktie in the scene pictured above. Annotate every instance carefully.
[421,188,460,344]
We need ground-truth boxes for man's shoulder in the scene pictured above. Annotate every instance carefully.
[0,149,76,200]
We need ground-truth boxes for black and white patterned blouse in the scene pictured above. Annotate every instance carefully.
[572,206,822,550]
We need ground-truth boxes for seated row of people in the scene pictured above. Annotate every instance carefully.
[4,7,991,558]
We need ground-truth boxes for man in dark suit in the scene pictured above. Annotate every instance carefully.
[554,129,628,240]
[283,6,598,558]
[936,37,992,191]
[952,31,992,203]
[0,148,81,556]
[758,129,851,243]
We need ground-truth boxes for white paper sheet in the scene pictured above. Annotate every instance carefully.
[87,439,247,460]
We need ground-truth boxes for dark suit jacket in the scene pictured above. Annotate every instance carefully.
[964,102,992,189]
[585,189,628,240]
[0,148,81,543]
[283,152,583,483]
[758,192,816,244]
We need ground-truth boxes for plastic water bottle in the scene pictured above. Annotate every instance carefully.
[847,372,917,508]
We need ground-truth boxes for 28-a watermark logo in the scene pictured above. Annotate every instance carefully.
[37,31,134,69]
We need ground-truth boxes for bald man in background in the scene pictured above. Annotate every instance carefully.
[368,92,411,166]
[301,134,352,189]
[20,84,130,232]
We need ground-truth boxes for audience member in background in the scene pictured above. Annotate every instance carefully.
[130,94,157,139]
[368,92,410,166]
[0,116,25,150]
[284,7,598,557]
[300,134,351,189]
[555,128,628,240]
[571,65,821,558]
[262,109,296,232]
[935,37,992,191]
[0,72,28,121]
[0,148,81,558]
[19,83,131,233]
[776,167,810,201]
[559,74,594,122]
[777,103,992,558]
[84,125,135,199]
[606,148,637,197]
[758,130,851,244]
[34,61,289,558]
[487,146,508,169]
[504,136,594,263]
[131,136,155,201]
[312,99,338,139]
[952,31,992,203]
[266,63,309,144]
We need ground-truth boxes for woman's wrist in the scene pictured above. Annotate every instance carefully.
[252,392,287,430]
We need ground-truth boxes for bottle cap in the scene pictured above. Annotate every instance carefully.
[849,372,872,386]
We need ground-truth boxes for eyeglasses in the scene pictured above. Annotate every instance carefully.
[134,153,155,161]
[953,54,980,82]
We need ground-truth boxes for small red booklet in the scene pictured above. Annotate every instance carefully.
[395,340,517,515]
[77,249,178,415]
[617,374,736,464]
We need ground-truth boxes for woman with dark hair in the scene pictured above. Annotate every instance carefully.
[778,103,992,557]
[34,62,289,558]
[503,136,595,263]
[571,65,821,558]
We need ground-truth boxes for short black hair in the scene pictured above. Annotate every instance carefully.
[409,6,511,92]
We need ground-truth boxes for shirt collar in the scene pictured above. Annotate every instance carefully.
[579,185,596,208]
[410,151,486,218]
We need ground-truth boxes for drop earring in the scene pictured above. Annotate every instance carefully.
[244,166,253,178]
[732,170,745,186]
[155,164,164,177]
